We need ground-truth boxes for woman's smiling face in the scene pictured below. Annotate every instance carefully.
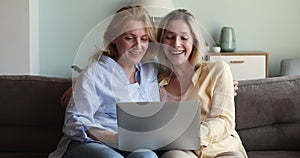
[162,19,194,66]
[114,20,149,65]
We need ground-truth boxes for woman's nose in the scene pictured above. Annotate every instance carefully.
[172,36,181,48]
[134,39,142,49]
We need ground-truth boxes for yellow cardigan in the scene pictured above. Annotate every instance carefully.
[159,61,247,158]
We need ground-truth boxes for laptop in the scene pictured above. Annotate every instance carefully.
[116,100,200,151]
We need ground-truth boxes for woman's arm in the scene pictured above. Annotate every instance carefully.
[200,62,236,146]
[233,80,239,96]
[63,63,108,143]
[60,86,72,108]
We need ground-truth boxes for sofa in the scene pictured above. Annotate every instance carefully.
[0,75,299,158]
[0,75,71,158]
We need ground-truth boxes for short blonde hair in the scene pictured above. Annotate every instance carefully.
[92,6,156,61]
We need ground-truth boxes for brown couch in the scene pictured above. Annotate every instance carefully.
[235,75,300,157]
[0,75,70,158]
[0,75,299,158]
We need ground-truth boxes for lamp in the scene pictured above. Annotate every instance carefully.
[133,0,174,18]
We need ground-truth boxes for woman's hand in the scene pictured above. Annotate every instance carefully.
[233,80,239,96]
[60,86,72,108]
[87,128,118,148]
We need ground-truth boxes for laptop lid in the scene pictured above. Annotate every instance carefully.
[116,100,200,151]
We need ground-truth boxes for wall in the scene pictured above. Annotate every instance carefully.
[38,0,300,77]
[29,0,39,74]
[175,0,300,78]
[39,0,132,77]
[0,0,29,74]
[0,0,39,75]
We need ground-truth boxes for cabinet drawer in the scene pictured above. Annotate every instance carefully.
[208,52,268,81]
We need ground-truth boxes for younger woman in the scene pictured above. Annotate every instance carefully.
[157,9,247,158]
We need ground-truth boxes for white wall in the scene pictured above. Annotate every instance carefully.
[29,0,39,75]
[38,0,300,78]
[2,0,300,77]
[39,0,132,77]
[0,0,39,75]
[175,0,300,77]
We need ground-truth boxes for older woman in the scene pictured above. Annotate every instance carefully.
[49,6,159,158]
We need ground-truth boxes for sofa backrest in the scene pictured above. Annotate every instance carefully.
[0,75,71,153]
[1,74,300,154]
[235,75,300,151]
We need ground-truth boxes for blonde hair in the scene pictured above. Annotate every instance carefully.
[91,5,156,61]
[157,9,204,78]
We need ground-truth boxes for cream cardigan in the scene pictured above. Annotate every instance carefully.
[159,61,247,158]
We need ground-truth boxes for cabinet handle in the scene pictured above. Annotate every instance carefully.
[230,60,244,64]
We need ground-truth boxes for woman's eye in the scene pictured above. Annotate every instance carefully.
[125,37,134,41]
[181,37,189,41]
[165,35,174,40]
[141,36,149,42]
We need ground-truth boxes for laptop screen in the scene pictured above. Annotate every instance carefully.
[116,101,200,151]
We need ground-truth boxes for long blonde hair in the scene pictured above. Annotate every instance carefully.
[157,9,205,79]
[91,5,156,61]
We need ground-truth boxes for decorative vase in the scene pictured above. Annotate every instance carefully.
[212,47,221,53]
[220,27,236,52]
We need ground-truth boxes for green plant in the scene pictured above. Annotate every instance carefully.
[214,43,220,47]
[71,65,82,73]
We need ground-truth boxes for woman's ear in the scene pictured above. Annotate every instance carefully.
[112,38,118,45]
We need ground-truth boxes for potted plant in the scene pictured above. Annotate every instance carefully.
[205,42,210,52]
[213,43,221,53]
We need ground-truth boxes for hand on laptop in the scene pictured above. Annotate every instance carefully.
[86,128,118,148]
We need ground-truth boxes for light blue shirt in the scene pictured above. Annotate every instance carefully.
[49,55,160,158]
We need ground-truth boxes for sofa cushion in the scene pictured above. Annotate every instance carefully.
[0,75,71,153]
[247,151,300,158]
[235,75,300,151]
[0,152,47,158]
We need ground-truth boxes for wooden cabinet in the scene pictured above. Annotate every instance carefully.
[207,52,269,81]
